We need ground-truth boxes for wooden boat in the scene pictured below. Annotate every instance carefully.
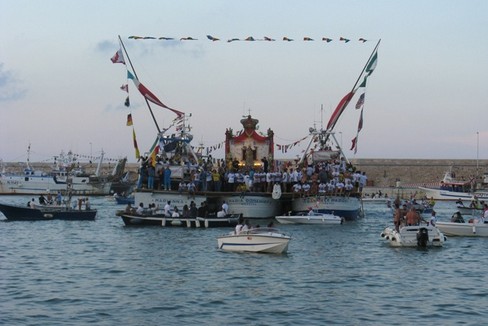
[116,210,241,228]
[0,202,96,221]
[217,228,291,254]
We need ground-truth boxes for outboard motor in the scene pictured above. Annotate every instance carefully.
[417,227,429,247]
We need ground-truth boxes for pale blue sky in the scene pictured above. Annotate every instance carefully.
[1,0,487,164]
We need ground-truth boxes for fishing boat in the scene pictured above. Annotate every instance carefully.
[275,210,343,225]
[380,225,446,247]
[0,202,96,221]
[418,168,488,201]
[217,228,291,254]
[289,128,363,220]
[0,146,127,195]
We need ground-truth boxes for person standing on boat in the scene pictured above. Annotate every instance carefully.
[393,204,402,231]
[163,166,172,191]
[38,194,47,206]
[147,164,155,190]
[136,202,144,215]
[405,207,420,226]
[56,191,62,206]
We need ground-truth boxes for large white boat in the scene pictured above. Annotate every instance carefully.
[217,228,291,254]
[275,210,343,225]
[418,168,488,201]
[380,225,446,247]
[0,148,126,195]
[436,220,488,237]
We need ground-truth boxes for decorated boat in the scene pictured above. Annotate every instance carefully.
[116,211,240,228]
[275,210,343,225]
[217,228,291,254]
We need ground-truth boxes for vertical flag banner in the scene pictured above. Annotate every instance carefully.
[132,128,140,159]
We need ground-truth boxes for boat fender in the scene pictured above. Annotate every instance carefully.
[161,218,166,227]
[43,213,53,219]
[205,219,209,228]
[186,219,191,228]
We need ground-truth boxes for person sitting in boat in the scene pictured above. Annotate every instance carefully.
[222,201,229,215]
[456,198,465,207]
[405,207,420,226]
[450,211,464,223]
[136,202,145,215]
[38,194,47,206]
[85,197,91,210]
[241,219,251,232]
[28,198,36,208]
[307,207,315,216]
[164,201,172,217]
[125,203,134,214]
[429,211,437,227]
[172,207,180,218]
[235,217,244,234]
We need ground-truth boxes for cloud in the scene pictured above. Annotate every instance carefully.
[0,63,27,102]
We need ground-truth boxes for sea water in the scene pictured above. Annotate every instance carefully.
[1,196,487,325]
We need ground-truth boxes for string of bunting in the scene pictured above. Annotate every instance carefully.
[127,35,370,43]
[276,135,309,153]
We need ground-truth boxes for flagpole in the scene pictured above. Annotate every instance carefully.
[118,35,161,134]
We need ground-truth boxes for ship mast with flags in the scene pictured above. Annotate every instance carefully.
[110,35,198,165]
[299,39,380,166]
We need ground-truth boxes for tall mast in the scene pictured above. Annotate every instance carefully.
[118,35,161,133]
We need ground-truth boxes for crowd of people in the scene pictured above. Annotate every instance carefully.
[134,154,368,197]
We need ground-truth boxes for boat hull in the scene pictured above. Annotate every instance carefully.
[219,193,282,219]
[217,231,290,254]
[118,212,240,228]
[418,187,488,201]
[275,213,343,225]
[291,195,362,221]
[0,203,96,221]
[436,221,488,237]
[0,174,112,195]
[380,225,446,247]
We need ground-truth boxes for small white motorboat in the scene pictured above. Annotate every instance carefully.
[275,211,344,225]
[380,225,446,247]
[217,228,291,254]
[436,220,488,237]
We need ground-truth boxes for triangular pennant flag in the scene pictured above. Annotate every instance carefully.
[126,113,133,126]
[110,48,125,64]
[124,96,130,107]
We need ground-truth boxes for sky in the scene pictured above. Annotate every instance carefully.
[1,0,487,164]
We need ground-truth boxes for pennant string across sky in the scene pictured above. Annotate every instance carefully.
[127,35,373,43]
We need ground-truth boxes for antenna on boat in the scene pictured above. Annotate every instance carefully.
[118,35,161,134]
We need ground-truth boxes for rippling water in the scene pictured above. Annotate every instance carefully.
[1,196,487,325]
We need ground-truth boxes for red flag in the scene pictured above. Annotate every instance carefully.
[327,91,355,130]
[127,71,184,117]
[350,137,357,151]
[110,49,125,64]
